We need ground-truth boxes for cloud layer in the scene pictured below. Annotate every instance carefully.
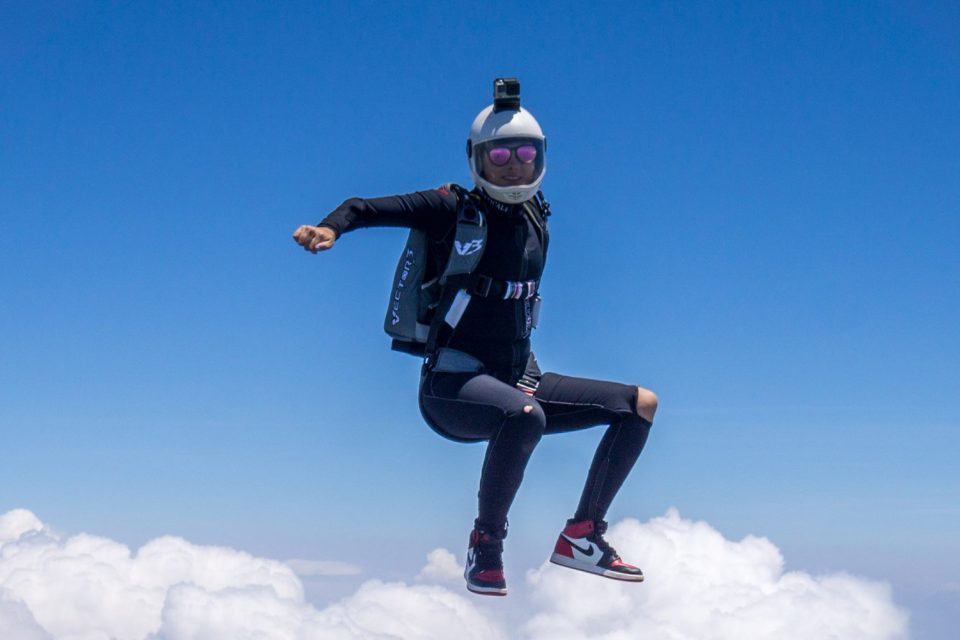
[523,509,909,639]
[0,508,908,639]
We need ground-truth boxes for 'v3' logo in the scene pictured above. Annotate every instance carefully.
[455,239,483,256]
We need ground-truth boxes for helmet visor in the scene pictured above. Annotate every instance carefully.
[474,137,545,189]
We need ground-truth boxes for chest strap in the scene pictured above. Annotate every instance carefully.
[469,274,539,300]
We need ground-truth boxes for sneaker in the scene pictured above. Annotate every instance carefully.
[549,519,644,581]
[464,523,508,596]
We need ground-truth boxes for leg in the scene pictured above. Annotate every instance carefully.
[419,370,546,529]
[534,373,657,522]
[535,373,657,581]
[419,369,546,596]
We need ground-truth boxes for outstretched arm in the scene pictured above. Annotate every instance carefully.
[292,188,458,254]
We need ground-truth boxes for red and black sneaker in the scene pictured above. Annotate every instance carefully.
[464,522,508,596]
[549,519,644,582]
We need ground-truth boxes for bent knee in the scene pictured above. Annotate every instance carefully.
[508,402,546,449]
[509,401,546,430]
[635,387,658,422]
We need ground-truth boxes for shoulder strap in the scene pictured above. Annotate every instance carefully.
[424,185,488,358]
[441,185,486,280]
[523,190,550,266]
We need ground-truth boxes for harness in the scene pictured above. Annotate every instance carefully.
[383,184,550,360]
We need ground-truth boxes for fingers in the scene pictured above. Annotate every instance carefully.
[292,225,335,253]
[296,227,318,253]
[309,227,334,252]
[312,236,334,252]
[292,225,312,247]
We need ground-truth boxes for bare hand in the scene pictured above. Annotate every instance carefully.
[292,225,336,253]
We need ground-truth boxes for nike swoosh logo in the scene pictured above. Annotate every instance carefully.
[561,535,595,557]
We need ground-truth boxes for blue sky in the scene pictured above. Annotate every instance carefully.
[1,1,958,636]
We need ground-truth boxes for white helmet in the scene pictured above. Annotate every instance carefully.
[467,79,546,204]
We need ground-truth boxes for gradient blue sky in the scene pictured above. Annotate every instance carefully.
[2,1,958,636]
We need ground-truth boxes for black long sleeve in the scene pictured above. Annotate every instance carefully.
[317,188,458,240]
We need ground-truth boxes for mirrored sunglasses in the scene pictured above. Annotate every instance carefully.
[486,144,538,166]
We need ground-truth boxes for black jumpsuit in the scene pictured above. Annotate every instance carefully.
[319,187,653,532]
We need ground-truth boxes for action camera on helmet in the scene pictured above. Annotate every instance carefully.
[467,77,546,204]
[493,78,521,112]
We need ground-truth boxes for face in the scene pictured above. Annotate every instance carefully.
[479,141,540,187]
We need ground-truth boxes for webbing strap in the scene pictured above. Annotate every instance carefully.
[425,186,486,358]
[468,274,539,300]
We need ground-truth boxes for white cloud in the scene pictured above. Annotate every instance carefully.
[523,509,909,640]
[0,508,908,640]
[285,559,363,578]
[0,509,501,640]
[415,548,462,584]
[0,509,46,544]
[0,591,52,640]
[145,578,504,640]
[0,518,302,640]
[310,580,503,640]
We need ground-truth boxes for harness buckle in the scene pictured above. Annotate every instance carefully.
[471,275,494,297]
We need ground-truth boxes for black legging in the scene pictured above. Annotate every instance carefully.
[419,366,652,530]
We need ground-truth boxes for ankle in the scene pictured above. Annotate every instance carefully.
[473,519,508,541]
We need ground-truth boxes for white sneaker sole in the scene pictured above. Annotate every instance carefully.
[464,568,508,596]
[549,552,645,582]
[466,582,508,596]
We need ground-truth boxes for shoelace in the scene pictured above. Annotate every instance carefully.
[473,530,505,570]
[591,520,619,558]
